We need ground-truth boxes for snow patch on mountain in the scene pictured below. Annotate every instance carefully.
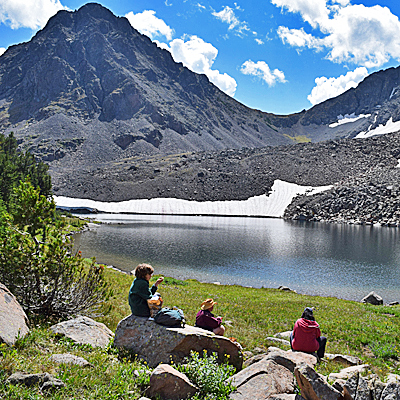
[355,117,400,139]
[329,113,371,128]
[54,179,332,218]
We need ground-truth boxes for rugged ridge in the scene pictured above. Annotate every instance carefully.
[0,2,292,166]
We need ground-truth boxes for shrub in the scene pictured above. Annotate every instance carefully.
[175,350,236,400]
[0,180,109,321]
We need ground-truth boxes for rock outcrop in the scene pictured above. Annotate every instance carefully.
[0,283,29,345]
[113,314,242,370]
[229,359,296,399]
[50,316,114,348]
[146,364,198,400]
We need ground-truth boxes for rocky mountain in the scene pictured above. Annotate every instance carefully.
[0,2,292,166]
[2,2,400,220]
[1,3,400,165]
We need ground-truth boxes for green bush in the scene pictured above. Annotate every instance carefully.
[175,350,236,400]
[0,180,108,322]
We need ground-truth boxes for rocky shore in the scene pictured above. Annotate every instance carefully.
[52,131,400,225]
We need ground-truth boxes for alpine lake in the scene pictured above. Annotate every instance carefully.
[73,214,400,304]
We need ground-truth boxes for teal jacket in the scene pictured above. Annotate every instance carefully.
[128,278,157,317]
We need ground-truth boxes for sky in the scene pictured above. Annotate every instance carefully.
[1,1,400,115]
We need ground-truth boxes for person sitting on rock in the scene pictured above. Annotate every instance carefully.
[195,298,225,335]
[290,307,327,359]
[128,263,164,317]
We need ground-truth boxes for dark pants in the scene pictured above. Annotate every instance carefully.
[290,332,327,359]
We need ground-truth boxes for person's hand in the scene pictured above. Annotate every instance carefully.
[155,276,164,287]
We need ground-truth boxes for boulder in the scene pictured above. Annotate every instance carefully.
[294,362,342,400]
[269,396,306,400]
[328,364,369,381]
[49,353,93,367]
[275,331,293,339]
[387,373,400,384]
[266,337,291,346]
[266,349,318,372]
[114,314,242,370]
[146,364,197,400]
[380,382,400,399]
[343,373,370,400]
[368,377,386,400]
[0,283,29,345]
[245,348,318,372]
[361,291,383,305]
[50,316,114,348]
[229,359,296,400]
[325,353,361,366]
[6,372,65,392]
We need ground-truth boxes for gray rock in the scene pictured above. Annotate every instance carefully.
[269,395,306,400]
[361,292,383,305]
[49,353,93,367]
[114,314,242,370]
[0,283,29,346]
[343,372,371,400]
[6,372,64,392]
[267,337,291,346]
[265,348,318,372]
[325,353,362,366]
[40,378,65,393]
[146,364,197,400]
[50,316,114,348]
[329,364,370,381]
[386,373,400,384]
[295,362,342,400]
[275,330,292,339]
[229,359,296,400]
[332,378,346,393]
[380,382,400,399]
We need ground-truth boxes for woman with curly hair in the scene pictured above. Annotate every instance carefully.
[128,263,164,317]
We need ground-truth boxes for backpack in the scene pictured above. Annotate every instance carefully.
[154,307,186,328]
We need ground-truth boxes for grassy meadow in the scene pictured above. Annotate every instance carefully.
[2,265,400,398]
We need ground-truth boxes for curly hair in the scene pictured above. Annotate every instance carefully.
[134,263,154,279]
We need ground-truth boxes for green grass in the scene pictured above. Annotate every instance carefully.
[2,267,400,398]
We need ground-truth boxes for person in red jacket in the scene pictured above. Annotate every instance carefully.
[195,298,225,335]
[290,307,327,359]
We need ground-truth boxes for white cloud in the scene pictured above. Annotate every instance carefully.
[163,35,237,96]
[277,26,323,50]
[255,38,264,45]
[0,0,66,30]
[125,10,174,41]
[0,48,5,56]
[212,6,249,35]
[307,67,369,105]
[273,0,400,68]
[240,60,286,86]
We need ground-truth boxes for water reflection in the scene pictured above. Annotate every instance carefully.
[73,214,400,302]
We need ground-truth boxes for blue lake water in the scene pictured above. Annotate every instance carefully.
[73,214,400,303]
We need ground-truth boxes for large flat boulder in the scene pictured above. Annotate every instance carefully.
[228,359,295,399]
[50,316,114,348]
[114,314,243,370]
[0,283,29,345]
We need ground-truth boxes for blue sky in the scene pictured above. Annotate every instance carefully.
[1,0,400,114]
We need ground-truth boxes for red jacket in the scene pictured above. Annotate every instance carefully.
[292,318,321,353]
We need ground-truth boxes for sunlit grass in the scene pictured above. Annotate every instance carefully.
[2,267,400,398]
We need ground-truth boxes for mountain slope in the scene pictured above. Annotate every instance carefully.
[0,2,292,168]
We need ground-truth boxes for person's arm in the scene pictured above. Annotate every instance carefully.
[150,276,164,295]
